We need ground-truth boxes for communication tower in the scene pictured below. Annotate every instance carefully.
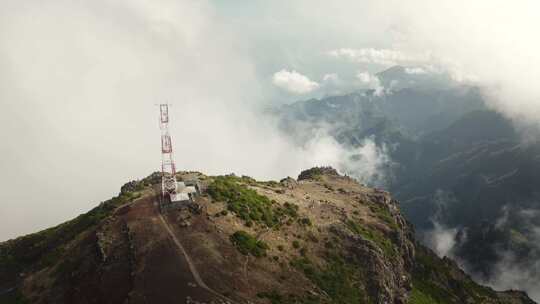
[159,104,178,200]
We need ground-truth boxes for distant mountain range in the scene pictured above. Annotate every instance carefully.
[273,66,540,301]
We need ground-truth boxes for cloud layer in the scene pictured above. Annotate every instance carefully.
[329,48,431,67]
[272,69,319,94]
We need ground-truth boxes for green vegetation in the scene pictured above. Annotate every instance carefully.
[291,255,366,304]
[368,203,398,230]
[346,220,396,258]
[409,287,440,304]
[413,246,498,304]
[208,176,276,227]
[297,167,338,181]
[230,231,269,257]
[276,202,299,219]
[410,277,451,304]
[0,187,144,282]
[298,217,312,227]
[207,176,298,227]
[292,240,301,249]
[257,290,320,304]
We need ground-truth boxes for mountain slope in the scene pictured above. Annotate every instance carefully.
[0,169,534,304]
[273,80,540,300]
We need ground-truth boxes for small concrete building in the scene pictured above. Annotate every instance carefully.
[169,181,199,203]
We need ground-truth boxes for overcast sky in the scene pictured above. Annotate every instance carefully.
[2,0,540,242]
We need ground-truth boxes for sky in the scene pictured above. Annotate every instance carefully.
[1,0,540,247]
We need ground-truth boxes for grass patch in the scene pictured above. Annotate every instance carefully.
[345,220,396,258]
[368,204,398,230]
[207,176,298,227]
[411,277,451,304]
[230,231,268,257]
[291,255,366,304]
[409,287,440,304]
[413,246,498,304]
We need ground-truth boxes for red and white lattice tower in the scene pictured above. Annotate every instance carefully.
[159,104,178,199]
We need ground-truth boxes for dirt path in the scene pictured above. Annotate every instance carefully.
[157,212,237,304]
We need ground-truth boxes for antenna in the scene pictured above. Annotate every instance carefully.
[159,104,178,200]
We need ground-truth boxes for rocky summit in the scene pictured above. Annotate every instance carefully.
[0,168,535,304]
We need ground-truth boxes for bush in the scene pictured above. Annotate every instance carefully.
[298,217,312,226]
[230,231,268,257]
[208,176,298,228]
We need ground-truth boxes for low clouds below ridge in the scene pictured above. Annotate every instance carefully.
[272,69,320,94]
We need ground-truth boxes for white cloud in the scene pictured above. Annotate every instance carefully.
[272,69,319,94]
[404,67,428,74]
[329,48,431,67]
[322,73,339,84]
[488,251,540,302]
[426,222,459,258]
[423,189,460,258]
[300,131,392,187]
[344,137,392,186]
[481,206,540,301]
[356,71,385,96]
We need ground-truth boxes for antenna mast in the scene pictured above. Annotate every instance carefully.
[159,104,178,200]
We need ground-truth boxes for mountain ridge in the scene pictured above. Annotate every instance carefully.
[0,169,534,304]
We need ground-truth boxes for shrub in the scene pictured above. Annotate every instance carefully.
[230,231,268,257]
[298,217,312,226]
[208,176,299,228]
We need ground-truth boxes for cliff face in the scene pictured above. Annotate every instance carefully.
[0,169,535,304]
